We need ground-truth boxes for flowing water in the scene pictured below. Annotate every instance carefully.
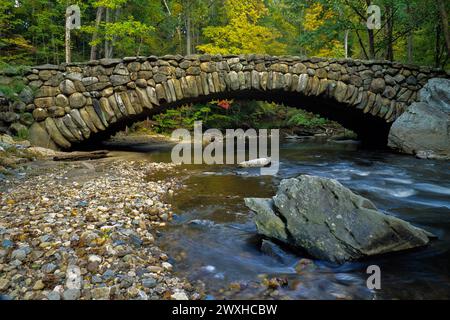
[110,139,450,300]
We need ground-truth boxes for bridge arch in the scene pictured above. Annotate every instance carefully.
[25,55,449,149]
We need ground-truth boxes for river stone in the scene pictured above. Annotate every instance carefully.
[62,114,83,140]
[11,248,27,261]
[244,198,288,242]
[44,117,71,149]
[419,78,450,113]
[54,117,77,142]
[388,78,450,158]
[55,94,69,107]
[12,100,26,113]
[260,239,290,264]
[28,122,58,150]
[9,122,28,136]
[69,92,87,108]
[63,289,80,300]
[35,85,59,98]
[34,97,54,108]
[86,105,106,131]
[388,102,450,158]
[47,291,61,300]
[110,75,130,86]
[18,112,33,126]
[245,175,434,264]
[19,86,34,104]
[32,108,48,121]
[48,106,65,117]
[79,108,98,133]
[370,78,385,94]
[59,79,76,95]
[90,287,110,300]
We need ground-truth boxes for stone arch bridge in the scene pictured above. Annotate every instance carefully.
[16,54,449,149]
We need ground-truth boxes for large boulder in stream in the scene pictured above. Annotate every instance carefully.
[245,175,434,264]
[388,78,450,159]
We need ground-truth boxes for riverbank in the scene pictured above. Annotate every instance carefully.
[0,156,204,300]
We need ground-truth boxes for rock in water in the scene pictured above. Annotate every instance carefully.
[388,78,450,159]
[245,175,434,263]
[239,157,271,168]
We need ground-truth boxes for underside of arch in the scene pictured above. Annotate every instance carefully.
[74,89,391,150]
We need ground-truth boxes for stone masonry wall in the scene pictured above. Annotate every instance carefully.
[1,54,448,149]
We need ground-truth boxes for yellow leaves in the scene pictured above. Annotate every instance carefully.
[303,3,335,32]
[6,199,15,205]
[93,0,127,10]
[224,0,268,22]
[198,0,286,56]
[316,40,345,58]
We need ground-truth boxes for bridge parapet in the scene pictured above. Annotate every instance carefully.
[1,55,448,149]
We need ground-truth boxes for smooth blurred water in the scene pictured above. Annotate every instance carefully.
[112,139,450,300]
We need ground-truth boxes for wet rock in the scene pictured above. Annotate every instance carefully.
[245,198,288,243]
[188,220,216,228]
[388,78,450,158]
[245,175,434,263]
[238,158,271,168]
[260,240,289,263]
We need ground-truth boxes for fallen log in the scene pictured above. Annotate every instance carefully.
[53,150,110,161]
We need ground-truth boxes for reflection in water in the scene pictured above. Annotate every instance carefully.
[110,140,450,300]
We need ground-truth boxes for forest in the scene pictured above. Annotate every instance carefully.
[1,0,449,69]
[1,0,450,304]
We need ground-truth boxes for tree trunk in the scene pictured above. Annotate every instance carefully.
[355,29,369,59]
[368,29,375,59]
[406,3,413,64]
[344,30,349,58]
[65,17,70,63]
[104,8,112,59]
[186,8,192,55]
[435,23,442,68]
[384,2,394,61]
[176,26,183,54]
[437,0,450,56]
[90,6,104,61]
[53,150,110,161]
